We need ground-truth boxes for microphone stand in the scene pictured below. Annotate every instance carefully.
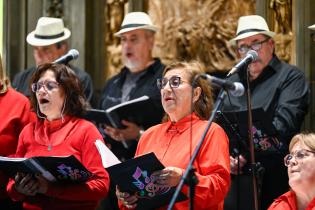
[244,68,261,210]
[167,88,227,210]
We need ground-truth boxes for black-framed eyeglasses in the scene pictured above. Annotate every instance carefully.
[237,37,270,54]
[157,76,188,89]
[284,149,315,167]
[31,80,59,92]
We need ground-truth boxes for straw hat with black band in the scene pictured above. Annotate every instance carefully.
[26,17,71,46]
[114,12,158,37]
[230,15,276,46]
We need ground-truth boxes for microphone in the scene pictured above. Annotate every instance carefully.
[53,49,79,64]
[227,50,258,77]
[199,74,245,97]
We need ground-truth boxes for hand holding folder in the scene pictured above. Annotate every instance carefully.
[94,140,187,210]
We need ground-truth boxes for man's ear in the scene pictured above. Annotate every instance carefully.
[193,86,202,103]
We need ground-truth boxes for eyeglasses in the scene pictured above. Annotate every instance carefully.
[237,37,270,54]
[31,80,59,92]
[284,149,315,167]
[157,76,188,89]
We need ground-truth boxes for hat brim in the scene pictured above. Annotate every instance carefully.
[26,28,71,46]
[308,24,315,31]
[229,31,276,46]
[114,25,158,37]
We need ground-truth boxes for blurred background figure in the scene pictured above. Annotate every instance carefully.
[268,133,315,210]
[116,61,230,210]
[0,54,31,209]
[7,63,109,210]
[98,11,165,210]
[99,12,164,161]
[12,17,94,105]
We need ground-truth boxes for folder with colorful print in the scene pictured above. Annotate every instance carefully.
[0,155,92,183]
[105,152,187,210]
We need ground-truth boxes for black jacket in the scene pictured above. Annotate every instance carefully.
[99,58,165,161]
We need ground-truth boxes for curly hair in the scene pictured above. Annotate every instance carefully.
[29,63,88,118]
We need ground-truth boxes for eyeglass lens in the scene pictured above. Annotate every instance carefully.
[31,81,59,92]
[284,149,315,166]
[238,38,269,54]
[157,76,181,89]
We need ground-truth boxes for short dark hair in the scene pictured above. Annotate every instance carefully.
[30,63,88,118]
[162,61,213,120]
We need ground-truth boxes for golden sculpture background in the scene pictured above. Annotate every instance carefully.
[149,0,255,72]
[269,0,293,63]
[104,0,294,77]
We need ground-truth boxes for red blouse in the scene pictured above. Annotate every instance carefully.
[121,113,230,210]
[268,190,315,210]
[7,116,110,210]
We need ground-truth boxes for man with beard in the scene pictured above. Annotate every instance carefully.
[99,12,164,161]
[98,12,164,210]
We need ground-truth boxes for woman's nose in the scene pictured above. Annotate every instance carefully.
[37,85,47,95]
[289,157,298,166]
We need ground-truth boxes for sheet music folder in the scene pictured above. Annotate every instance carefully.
[106,152,187,209]
[216,108,276,153]
[83,95,161,129]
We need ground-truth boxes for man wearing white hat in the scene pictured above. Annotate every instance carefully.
[221,15,310,210]
[12,17,94,103]
[98,11,164,210]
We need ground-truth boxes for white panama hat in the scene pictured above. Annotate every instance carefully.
[26,17,71,46]
[114,12,158,37]
[308,24,315,30]
[230,15,275,46]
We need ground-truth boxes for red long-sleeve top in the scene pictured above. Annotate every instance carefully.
[7,116,110,210]
[121,113,230,210]
[268,191,315,210]
[0,87,31,199]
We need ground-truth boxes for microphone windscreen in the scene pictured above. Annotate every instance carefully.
[247,50,258,61]
[68,49,79,59]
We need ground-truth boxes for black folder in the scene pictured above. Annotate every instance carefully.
[216,108,276,154]
[0,155,92,184]
[83,95,162,129]
[106,152,187,210]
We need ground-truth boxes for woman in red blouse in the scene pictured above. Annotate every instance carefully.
[6,63,109,210]
[116,61,230,210]
[268,133,315,210]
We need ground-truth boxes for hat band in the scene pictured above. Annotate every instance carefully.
[34,31,65,39]
[120,23,147,30]
[237,28,266,36]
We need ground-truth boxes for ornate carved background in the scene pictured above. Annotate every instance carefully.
[149,0,255,73]
[269,0,293,63]
[104,0,293,75]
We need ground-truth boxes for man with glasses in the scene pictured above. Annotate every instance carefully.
[222,15,310,210]
[12,17,94,105]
